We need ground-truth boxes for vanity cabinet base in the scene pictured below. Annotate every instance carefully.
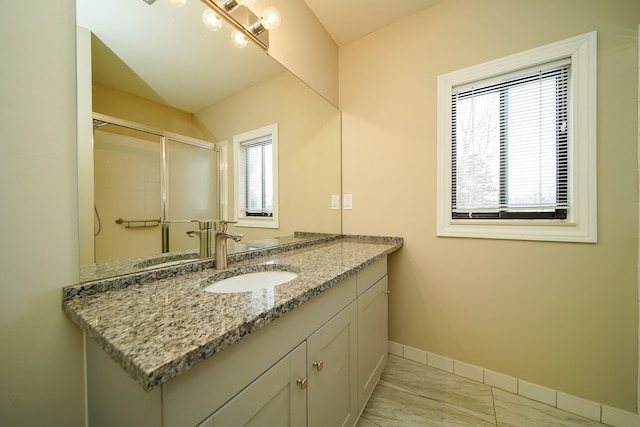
[200,342,307,427]
[357,275,388,412]
[308,301,358,427]
[86,256,389,427]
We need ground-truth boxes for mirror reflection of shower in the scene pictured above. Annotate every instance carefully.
[88,114,222,264]
[91,119,107,239]
[93,206,102,237]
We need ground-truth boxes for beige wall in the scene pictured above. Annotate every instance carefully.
[93,83,203,138]
[254,0,339,106]
[0,1,86,426]
[340,0,639,412]
[194,71,342,241]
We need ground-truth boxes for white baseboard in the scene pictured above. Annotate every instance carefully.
[388,341,640,427]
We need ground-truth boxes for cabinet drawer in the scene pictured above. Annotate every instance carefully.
[356,256,387,296]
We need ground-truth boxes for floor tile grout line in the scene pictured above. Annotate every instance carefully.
[361,352,640,426]
[491,384,615,427]
[360,362,610,427]
[358,414,382,427]
[490,387,499,426]
[381,355,500,425]
[392,345,638,426]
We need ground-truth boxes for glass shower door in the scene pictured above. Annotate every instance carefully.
[164,138,221,252]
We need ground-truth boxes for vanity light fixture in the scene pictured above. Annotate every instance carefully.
[147,0,279,49]
[202,8,223,31]
[231,29,249,48]
[199,0,281,50]
[260,6,281,30]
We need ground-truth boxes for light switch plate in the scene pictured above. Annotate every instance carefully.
[344,194,353,210]
[331,195,340,210]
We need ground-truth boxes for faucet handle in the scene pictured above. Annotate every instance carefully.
[217,220,237,232]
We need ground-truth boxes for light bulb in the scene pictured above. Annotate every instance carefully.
[168,0,187,7]
[261,6,281,30]
[236,0,255,7]
[202,9,222,31]
[231,29,248,48]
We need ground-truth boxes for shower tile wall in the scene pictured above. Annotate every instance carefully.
[93,130,161,262]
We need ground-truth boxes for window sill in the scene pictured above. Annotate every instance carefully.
[235,217,279,229]
[437,219,596,243]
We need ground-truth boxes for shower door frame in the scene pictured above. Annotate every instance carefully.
[92,112,224,256]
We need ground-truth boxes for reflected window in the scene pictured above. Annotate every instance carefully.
[233,124,279,228]
[243,138,273,217]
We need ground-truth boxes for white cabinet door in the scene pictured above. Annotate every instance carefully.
[357,276,388,412]
[307,302,358,427]
[208,342,307,427]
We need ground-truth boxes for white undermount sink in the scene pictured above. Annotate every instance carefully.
[204,270,299,293]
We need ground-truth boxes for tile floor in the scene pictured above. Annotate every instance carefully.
[356,355,609,426]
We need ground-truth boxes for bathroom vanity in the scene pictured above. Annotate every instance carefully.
[63,235,402,427]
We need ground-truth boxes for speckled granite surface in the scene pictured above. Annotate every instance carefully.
[63,235,402,391]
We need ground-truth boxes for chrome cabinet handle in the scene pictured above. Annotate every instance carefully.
[297,377,308,390]
[313,360,324,371]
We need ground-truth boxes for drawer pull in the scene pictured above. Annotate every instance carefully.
[297,377,308,390]
[313,360,324,371]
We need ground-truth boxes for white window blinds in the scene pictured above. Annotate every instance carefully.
[242,137,273,216]
[451,61,570,219]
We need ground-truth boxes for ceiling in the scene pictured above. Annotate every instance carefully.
[77,0,442,113]
[303,0,443,46]
[78,0,285,113]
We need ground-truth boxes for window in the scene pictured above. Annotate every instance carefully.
[452,62,569,220]
[233,124,279,228]
[437,32,597,242]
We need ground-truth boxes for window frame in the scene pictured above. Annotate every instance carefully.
[436,31,597,243]
[451,62,570,221]
[233,123,279,229]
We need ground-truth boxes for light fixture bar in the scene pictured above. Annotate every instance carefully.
[199,0,268,50]
[250,21,267,36]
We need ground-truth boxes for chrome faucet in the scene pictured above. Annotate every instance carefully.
[186,220,214,259]
[215,221,243,269]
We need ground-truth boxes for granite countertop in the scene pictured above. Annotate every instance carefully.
[63,235,402,391]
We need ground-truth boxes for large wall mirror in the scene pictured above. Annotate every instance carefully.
[77,0,342,282]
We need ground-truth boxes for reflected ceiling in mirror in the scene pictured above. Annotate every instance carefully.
[78,0,284,113]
